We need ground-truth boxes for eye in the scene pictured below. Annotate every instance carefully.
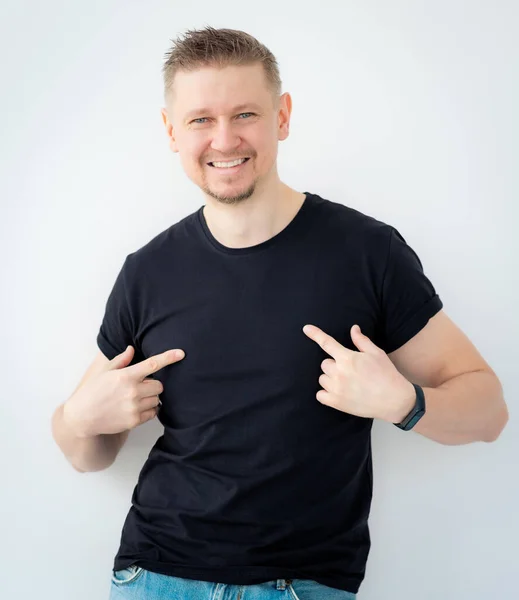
[190,113,255,125]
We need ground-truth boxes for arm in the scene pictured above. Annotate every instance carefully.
[393,369,506,445]
[389,311,509,445]
[51,350,129,472]
[52,404,129,472]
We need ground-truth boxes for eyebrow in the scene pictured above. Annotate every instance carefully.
[184,103,262,122]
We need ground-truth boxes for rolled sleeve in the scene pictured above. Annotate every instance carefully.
[378,227,443,354]
[96,255,144,366]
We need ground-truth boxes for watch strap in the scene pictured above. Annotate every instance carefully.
[394,383,426,431]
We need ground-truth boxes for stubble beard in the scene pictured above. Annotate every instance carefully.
[201,166,258,205]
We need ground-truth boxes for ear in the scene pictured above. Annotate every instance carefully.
[161,107,179,153]
[277,92,292,141]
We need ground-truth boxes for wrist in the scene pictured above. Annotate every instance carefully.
[62,401,95,439]
[391,380,417,424]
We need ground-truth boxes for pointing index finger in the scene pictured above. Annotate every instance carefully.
[303,324,350,359]
[128,349,184,379]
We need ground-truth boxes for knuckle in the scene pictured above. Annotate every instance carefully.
[131,398,142,412]
[125,387,139,403]
[128,405,140,421]
[143,409,155,422]
[321,358,332,370]
[127,413,140,429]
[148,358,157,371]
[114,371,127,389]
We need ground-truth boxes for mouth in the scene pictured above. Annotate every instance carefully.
[207,157,251,172]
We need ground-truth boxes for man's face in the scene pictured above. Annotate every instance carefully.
[161,63,291,205]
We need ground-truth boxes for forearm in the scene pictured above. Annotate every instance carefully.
[405,370,508,445]
[51,403,124,472]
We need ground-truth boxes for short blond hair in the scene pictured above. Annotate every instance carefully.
[162,26,282,106]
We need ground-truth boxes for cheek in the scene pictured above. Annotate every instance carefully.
[178,139,206,169]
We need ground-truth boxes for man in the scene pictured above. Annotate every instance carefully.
[51,26,508,599]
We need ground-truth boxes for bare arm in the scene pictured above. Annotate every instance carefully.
[392,369,507,445]
[51,351,129,472]
[52,406,129,472]
[51,346,183,473]
[388,311,508,444]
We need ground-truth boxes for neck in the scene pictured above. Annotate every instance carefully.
[202,182,306,250]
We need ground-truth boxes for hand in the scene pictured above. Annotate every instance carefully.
[302,323,415,423]
[63,346,185,438]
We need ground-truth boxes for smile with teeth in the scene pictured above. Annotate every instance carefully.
[208,158,250,168]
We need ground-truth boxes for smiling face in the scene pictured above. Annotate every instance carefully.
[161,63,291,205]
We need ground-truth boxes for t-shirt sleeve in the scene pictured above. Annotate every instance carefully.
[96,256,145,366]
[378,227,443,354]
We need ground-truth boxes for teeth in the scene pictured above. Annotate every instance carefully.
[212,158,247,168]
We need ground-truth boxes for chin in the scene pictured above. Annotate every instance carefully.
[202,181,257,205]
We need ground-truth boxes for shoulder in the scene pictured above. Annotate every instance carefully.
[124,209,200,274]
[308,191,395,254]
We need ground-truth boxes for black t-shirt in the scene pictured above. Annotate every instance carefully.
[97,191,443,594]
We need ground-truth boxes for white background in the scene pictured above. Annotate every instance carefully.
[1,1,517,598]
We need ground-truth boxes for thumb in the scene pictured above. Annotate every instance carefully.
[350,324,377,354]
[108,345,135,370]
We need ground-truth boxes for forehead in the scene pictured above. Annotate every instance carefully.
[172,64,272,120]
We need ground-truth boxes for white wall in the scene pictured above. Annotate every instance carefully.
[1,1,517,598]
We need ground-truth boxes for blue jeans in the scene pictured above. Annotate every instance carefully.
[109,565,357,599]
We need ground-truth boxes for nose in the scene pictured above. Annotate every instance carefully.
[210,120,242,155]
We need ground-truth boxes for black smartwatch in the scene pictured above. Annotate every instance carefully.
[394,383,426,431]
